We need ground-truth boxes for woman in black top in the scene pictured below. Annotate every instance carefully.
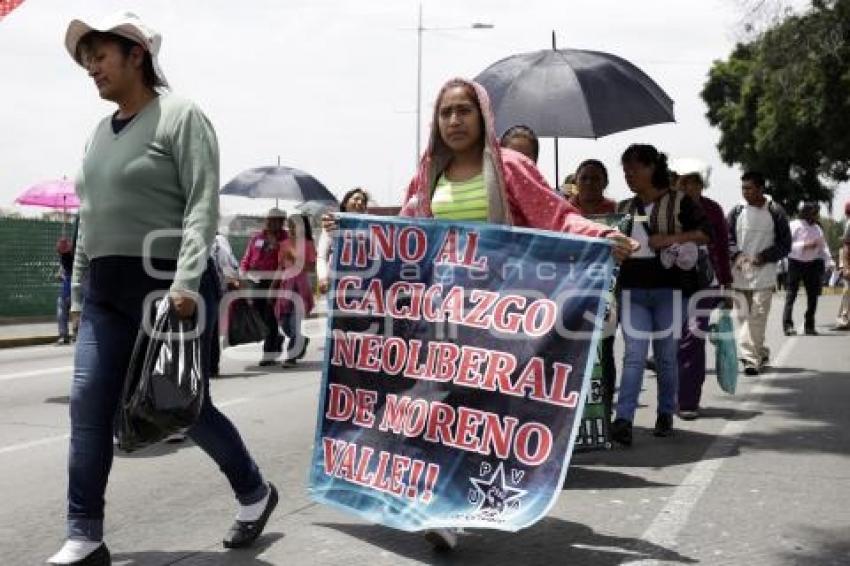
[611,144,711,445]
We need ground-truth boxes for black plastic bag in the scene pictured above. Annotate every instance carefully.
[227,298,266,346]
[118,297,204,453]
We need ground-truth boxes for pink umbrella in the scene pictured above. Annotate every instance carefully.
[15,178,79,235]
[15,178,79,210]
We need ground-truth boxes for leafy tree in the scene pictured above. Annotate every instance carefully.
[821,216,846,259]
[702,0,850,212]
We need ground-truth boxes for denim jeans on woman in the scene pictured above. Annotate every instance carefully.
[67,256,267,542]
[616,287,687,422]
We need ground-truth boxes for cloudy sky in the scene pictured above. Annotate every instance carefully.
[2,0,842,217]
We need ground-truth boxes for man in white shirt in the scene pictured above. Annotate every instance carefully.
[783,202,828,335]
[728,171,792,375]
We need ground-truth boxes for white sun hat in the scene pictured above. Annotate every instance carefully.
[64,11,169,88]
[670,157,711,189]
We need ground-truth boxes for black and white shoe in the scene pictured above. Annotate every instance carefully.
[47,542,110,565]
[678,409,699,421]
[223,483,279,549]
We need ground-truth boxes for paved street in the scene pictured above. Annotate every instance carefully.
[1,295,848,566]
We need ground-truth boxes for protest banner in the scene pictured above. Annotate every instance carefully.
[574,213,629,451]
[309,214,615,531]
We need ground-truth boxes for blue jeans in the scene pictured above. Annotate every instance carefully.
[67,257,267,542]
[280,311,306,361]
[616,288,687,422]
[57,294,71,338]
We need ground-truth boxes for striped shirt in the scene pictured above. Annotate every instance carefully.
[431,173,488,222]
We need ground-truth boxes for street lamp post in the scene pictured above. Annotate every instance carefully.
[415,3,493,164]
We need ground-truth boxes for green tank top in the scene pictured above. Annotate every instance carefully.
[431,173,488,222]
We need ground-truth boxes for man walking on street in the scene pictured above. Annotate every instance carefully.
[783,202,828,335]
[728,171,791,376]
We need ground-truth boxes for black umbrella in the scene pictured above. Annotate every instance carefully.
[220,166,338,207]
[475,38,675,184]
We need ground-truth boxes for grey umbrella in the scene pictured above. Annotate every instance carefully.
[475,42,675,183]
[220,166,338,207]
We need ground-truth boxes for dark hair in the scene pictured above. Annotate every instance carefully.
[500,125,539,162]
[77,31,164,90]
[798,201,819,214]
[339,187,369,212]
[288,214,313,242]
[575,159,609,184]
[621,144,670,189]
[741,171,766,188]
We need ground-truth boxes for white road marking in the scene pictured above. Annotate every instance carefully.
[624,338,797,565]
[0,396,251,456]
[0,365,73,382]
[0,433,69,456]
[217,397,251,408]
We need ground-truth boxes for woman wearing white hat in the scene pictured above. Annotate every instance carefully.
[671,158,733,420]
[50,12,277,565]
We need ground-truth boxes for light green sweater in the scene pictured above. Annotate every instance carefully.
[71,94,219,310]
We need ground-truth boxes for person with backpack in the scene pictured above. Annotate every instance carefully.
[611,145,712,445]
[728,171,792,375]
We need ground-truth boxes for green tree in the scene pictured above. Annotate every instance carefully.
[821,216,846,259]
[702,0,850,212]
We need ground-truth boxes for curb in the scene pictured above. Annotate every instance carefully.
[0,335,59,349]
[0,311,329,350]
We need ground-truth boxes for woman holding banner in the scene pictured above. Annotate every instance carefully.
[326,77,637,551]
[317,187,370,294]
[398,78,635,252]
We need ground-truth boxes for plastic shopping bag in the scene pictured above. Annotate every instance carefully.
[709,309,738,394]
[226,298,266,347]
[118,297,204,452]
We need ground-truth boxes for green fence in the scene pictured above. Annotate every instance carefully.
[0,217,255,319]
[0,218,66,318]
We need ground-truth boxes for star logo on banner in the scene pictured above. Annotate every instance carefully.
[469,463,527,518]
